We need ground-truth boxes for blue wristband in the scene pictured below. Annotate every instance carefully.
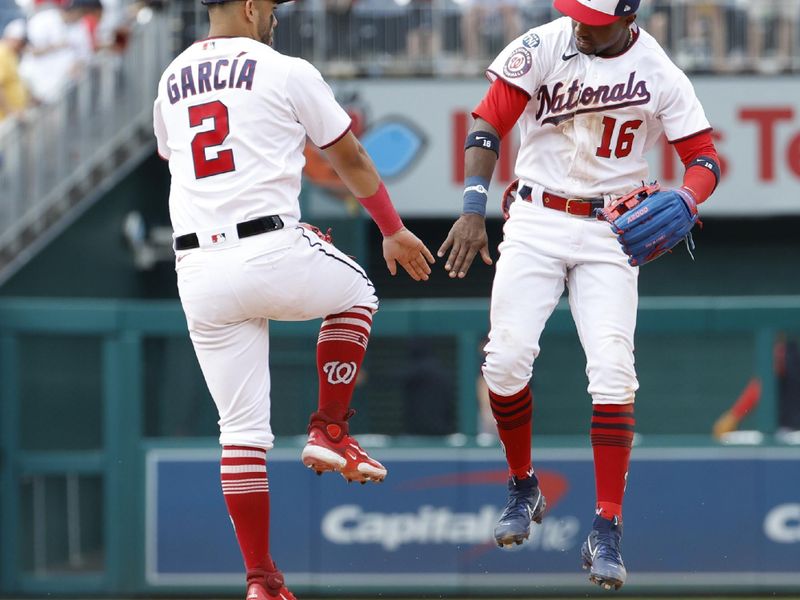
[463,176,490,216]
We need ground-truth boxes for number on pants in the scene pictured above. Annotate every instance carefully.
[596,116,643,159]
[189,100,235,179]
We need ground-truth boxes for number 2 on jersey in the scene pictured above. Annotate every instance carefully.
[596,116,643,159]
[189,100,236,179]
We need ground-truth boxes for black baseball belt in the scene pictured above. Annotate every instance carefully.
[174,215,285,250]
[518,185,605,218]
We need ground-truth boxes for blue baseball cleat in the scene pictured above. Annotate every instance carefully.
[493,475,546,547]
[581,514,627,591]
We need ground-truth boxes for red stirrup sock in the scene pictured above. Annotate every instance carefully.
[489,386,533,479]
[316,306,373,421]
[220,446,273,580]
[591,404,635,520]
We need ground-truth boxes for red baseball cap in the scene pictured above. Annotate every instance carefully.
[553,0,639,26]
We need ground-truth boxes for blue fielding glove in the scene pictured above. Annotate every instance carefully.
[599,183,700,267]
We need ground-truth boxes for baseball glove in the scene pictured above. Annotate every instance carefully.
[598,183,700,267]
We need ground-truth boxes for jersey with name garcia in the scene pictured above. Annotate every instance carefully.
[153,37,351,236]
[487,17,710,198]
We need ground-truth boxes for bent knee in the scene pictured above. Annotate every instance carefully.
[482,333,537,396]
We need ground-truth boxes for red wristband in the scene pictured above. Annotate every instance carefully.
[682,163,716,204]
[358,182,404,236]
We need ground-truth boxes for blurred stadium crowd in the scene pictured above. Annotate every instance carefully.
[0,0,798,125]
[0,0,162,123]
[220,0,800,77]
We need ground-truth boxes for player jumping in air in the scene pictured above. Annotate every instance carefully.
[153,1,435,598]
[439,0,720,590]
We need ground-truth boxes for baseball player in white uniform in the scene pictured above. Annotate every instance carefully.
[152,1,434,598]
[439,0,720,590]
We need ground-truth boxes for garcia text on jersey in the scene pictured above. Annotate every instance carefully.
[166,58,257,105]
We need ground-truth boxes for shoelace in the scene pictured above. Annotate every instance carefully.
[502,488,535,519]
[594,531,623,564]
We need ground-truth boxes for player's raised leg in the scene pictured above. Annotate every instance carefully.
[302,303,387,483]
[568,243,638,590]
[286,228,387,483]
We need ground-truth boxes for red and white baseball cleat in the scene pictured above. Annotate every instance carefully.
[301,410,387,483]
[246,568,296,600]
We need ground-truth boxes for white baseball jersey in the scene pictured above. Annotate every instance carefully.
[153,37,375,450]
[487,17,710,198]
[153,37,351,237]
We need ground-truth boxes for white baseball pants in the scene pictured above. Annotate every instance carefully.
[175,225,378,449]
[482,195,639,405]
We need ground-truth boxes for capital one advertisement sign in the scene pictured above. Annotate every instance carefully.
[326,77,800,217]
[146,447,800,592]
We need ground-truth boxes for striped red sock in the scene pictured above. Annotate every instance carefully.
[220,446,274,582]
[591,404,635,520]
[489,386,533,479]
[316,306,373,421]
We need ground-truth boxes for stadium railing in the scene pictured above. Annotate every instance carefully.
[0,9,172,283]
[176,0,800,77]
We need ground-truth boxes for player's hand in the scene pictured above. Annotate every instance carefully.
[382,228,435,281]
[437,213,492,279]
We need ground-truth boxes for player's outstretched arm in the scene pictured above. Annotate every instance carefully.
[438,214,491,279]
[323,131,435,281]
[438,117,499,279]
[383,228,435,281]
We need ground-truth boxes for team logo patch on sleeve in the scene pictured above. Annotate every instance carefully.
[503,48,533,78]
[522,33,540,48]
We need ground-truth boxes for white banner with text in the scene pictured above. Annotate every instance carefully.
[326,77,800,217]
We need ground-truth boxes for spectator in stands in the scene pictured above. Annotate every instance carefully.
[674,0,729,72]
[405,0,440,71]
[62,0,95,62]
[638,0,672,51]
[0,18,29,120]
[17,0,93,104]
[93,0,132,54]
[325,0,355,61]
[19,0,70,103]
[74,0,105,51]
[740,0,797,73]
[459,0,524,72]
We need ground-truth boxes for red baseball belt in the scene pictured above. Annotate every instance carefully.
[541,192,606,217]
[518,185,605,217]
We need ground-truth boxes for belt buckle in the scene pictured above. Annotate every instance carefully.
[564,198,581,215]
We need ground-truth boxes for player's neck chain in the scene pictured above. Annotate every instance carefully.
[564,27,634,61]
[601,27,635,58]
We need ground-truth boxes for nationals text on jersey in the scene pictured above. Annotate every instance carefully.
[166,58,257,105]
[536,71,650,125]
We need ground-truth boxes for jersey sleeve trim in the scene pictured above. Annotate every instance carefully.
[319,120,353,150]
[667,127,713,145]
[157,150,169,162]
[486,69,532,100]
